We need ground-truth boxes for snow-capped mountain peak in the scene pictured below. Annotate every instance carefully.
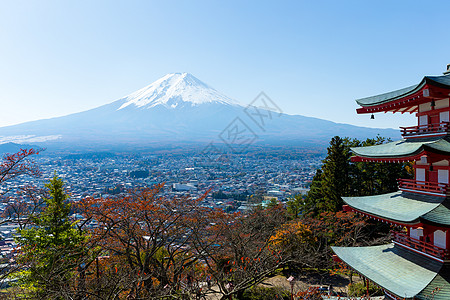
[118,73,239,110]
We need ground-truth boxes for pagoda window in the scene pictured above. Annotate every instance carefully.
[410,227,423,240]
[416,168,426,182]
[418,115,428,126]
[418,155,428,165]
[433,230,446,249]
[438,169,449,184]
[440,110,449,123]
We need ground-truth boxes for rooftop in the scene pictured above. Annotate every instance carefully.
[342,191,444,225]
[350,136,450,161]
[332,244,449,299]
[356,74,450,107]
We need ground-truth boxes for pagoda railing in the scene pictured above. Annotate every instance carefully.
[400,121,450,138]
[398,178,448,196]
[392,232,450,261]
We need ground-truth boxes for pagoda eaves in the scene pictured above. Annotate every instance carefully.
[342,192,445,226]
[356,75,450,115]
[350,136,450,163]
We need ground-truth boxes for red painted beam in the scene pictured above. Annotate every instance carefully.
[356,84,450,114]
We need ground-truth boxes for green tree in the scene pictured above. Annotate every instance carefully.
[319,136,351,212]
[302,136,412,216]
[16,175,87,298]
[286,194,303,219]
[302,136,350,215]
[266,197,280,209]
[302,168,324,212]
[348,136,412,196]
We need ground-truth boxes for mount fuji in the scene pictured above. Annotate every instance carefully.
[0,73,398,151]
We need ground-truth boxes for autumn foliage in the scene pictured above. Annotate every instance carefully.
[76,184,210,298]
[0,148,41,185]
[189,204,291,299]
[0,139,397,299]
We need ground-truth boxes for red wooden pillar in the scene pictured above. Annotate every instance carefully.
[366,278,370,299]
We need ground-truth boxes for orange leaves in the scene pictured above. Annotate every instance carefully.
[330,261,348,276]
[75,185,297,299]
[77,183,212,297]
[269,221,314,248]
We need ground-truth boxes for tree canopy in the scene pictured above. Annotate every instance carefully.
[301,136,412,215]
[16,175,88,298]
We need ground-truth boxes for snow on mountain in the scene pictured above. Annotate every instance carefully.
[0,72,400,151]
[118,73,239,110]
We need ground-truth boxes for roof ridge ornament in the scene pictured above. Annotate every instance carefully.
[444,63,450,75]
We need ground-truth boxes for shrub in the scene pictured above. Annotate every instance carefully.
[348,281,383,297]
[241,286,290,300]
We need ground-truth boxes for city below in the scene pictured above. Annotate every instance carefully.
[0,146,324,259]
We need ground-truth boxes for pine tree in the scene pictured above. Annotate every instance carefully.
[16,174,87,297]
[303,136,350,215]
[302,136,412,216]
[286,194,303,219]
[319,136,351,212]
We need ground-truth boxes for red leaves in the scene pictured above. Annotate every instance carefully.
[0,148,41,184]
[77,184,211,296]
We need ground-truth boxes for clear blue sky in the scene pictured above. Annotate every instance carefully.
[1,0,449,129]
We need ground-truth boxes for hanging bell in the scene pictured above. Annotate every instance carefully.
[370,113,375,119]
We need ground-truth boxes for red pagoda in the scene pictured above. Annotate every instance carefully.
[332,65,450,299]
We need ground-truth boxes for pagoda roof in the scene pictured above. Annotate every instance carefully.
[332,244,448,299]
[351,137,450,161]
[356,74,450,107]
[416,264,450,300]
[422,202,450,226]
[342,192,445,225]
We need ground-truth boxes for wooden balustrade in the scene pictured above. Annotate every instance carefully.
[400,121,450,138]
[398,178,448,195]
[392,231,450,260]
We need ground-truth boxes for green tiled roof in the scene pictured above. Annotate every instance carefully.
[356,75,450,107]
[351,137,450,159]
[417,264,450,300]
[332,244,443,299]
[356,85,419,107]
[342,192,443,224]
[422,202,450,226]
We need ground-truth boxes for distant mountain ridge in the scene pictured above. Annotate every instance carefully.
[0,142,39,154]
[0,73,399,151]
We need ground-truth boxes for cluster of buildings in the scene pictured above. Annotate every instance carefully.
[17,150,320,206]
[0,149,322,260]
